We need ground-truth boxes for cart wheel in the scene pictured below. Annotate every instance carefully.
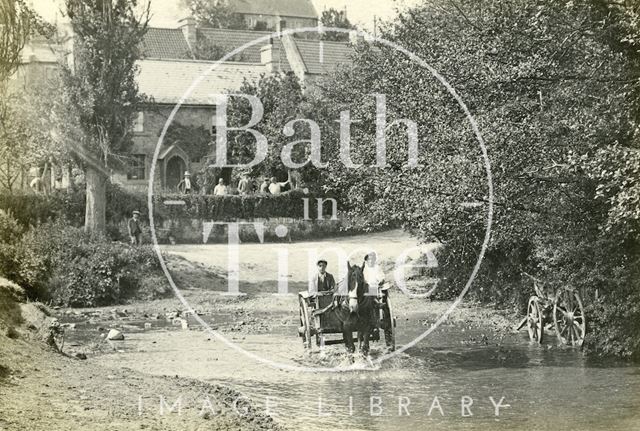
[553,289,586,347]
[527,296,544,344]
[299,296,312,349]
[382,294,396,351]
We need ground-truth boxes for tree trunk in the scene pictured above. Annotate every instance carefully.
[85,166,107,234]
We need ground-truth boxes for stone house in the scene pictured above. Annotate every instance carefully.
[116,17,353,193]
[12,3,353,194]
[228,0,319,32]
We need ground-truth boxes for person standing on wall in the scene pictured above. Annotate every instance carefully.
[178,171,192,194]
[213,178,228,196]
[260,177,270,193]
[237,173,250,195]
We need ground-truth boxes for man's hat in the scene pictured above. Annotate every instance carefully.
[132,210,141,215]
[184,171,191,176]
[317,259,328,266]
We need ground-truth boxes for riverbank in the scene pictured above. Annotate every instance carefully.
[3,245,640,431]
[0,268,518,431]
[0,298,282,431]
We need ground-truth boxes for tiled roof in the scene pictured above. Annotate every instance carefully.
[230,0,318,19]
[197,28,292,72]
[295,39,352,74]
[136,59,266,105]
[141,28,192,60]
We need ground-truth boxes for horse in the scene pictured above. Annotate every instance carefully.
[331,261,379,357]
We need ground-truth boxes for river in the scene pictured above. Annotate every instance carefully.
[61,231,640,430]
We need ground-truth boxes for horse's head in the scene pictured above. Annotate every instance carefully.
[346,261,365,314]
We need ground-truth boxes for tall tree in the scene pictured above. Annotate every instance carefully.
[0,93,29,192]
[181,0,247,30]
[320,7,355,41]
[222,73,318,184]
[62,0,149,233]
[0,0,54,193]
[0,0,52,81]
[315,0,640,356]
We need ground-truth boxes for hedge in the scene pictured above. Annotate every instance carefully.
[0,187,338,227]
[155,190,337,221]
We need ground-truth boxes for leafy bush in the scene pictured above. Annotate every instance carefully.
[0,277,25,329]
[0,183,144,229]
[16,220,169,307]
[0,211,24,285]
[155,190,336,221]
[0,210,23,244]
[0,187,338,233]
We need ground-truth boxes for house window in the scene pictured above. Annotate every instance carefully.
[133,111,144,133]
[279,20,287,31]
[127,154,146,180]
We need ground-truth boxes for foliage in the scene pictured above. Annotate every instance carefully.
[61,0,150,233]
[13,219,168,307]
[0,276,24,329]
[314,0,640,357]
[320,7,355,41]
[0,182,148,231]
[0,91,30,192]
[164,122,212,162]
[156,190,335,221]
[0,189,83,227]
[0,78,75,194]
[0,185,339,231]
[224,73,324,188]
[192,34,248,61]
[0,2,58,193]
[0,0,54,82]
[62,0,150,167]
[0,211,24,285]
[0,209,23,244]
[182,0,247,30]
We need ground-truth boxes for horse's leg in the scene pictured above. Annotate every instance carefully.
[360,328,370,357]
[344,330,355,354]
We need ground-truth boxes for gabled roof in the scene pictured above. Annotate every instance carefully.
[230,0,318,19]
[295,39,353,74]
[139,26,352,76]
[141,28,192,60]
[197,28,292,72]
[136,59,266,105]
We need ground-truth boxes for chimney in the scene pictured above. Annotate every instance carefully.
[178,16,197,50]
[261,43,281,73]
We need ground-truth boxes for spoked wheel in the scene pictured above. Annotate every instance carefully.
[553,289,586,347]
[527,296,544,344]
[298,296,312,349]
[381,293,396,351]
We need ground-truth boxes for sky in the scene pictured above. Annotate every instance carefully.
[31,0,421,30]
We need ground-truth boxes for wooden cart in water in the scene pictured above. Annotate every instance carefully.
[517,273,586,346]
[298,289,396,350]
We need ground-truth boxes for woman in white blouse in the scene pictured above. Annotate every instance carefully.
[362,251,386,294]
[362,250,394,350]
